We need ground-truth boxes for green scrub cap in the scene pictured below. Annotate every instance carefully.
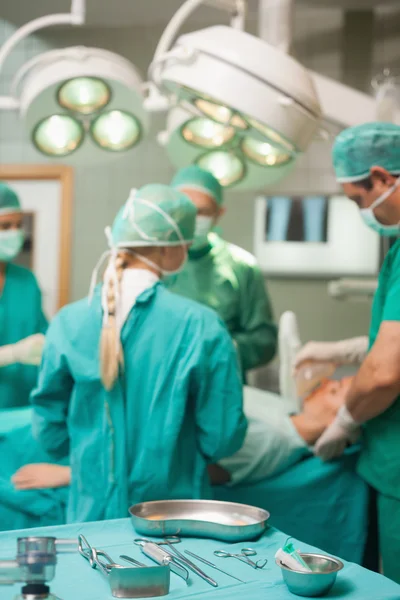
[171,165,223,206]
[333,122,400,183]
[0,182,21,215]
[110,183,197,247]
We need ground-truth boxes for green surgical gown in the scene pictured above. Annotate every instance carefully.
[31,283,247,524]
[0,264,47,409]
[358,238,400,499]
[165,234,277,375]
[357,239,400,584]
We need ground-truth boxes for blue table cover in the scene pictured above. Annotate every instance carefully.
[0,518,399,600]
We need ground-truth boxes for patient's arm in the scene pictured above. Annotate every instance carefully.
[12,464,71,490]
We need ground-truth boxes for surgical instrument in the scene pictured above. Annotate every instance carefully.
[134,537,181,546]
[163,539,218,588]
[122,546,189,582]
[79,535,170,598]
[119,556,146,568]
[134,538,218,587]
[184,550,245,583]
[214,548,268,570]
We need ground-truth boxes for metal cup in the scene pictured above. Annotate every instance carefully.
[277,553,344,597]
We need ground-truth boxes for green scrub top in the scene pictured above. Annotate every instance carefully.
[165,233,277,375]
[358,239,400,499]
[0,264,48,409]
[32,283,247,524]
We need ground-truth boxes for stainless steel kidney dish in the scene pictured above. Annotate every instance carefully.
[129,500,270,542]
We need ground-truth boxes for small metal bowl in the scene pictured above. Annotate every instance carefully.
[276,553,344,597]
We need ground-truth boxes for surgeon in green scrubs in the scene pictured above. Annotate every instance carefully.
[0,182,47,409]
[312,122,400,583]
[32,184,246,524]
[166,165,277,378]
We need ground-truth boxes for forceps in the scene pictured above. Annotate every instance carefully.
[214,548,267,570]
[79,535,171,598]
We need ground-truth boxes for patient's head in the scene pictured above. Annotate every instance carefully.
[303,376,353,420]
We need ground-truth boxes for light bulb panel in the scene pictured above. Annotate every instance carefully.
[19,47,149,164]
[164,107,297,191]
[157,26,322,153]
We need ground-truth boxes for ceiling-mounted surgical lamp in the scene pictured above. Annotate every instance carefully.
[12,46,148,163]
[146,0,322,189]
[0,1,148,164]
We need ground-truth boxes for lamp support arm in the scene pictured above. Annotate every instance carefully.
[0,0,85,111]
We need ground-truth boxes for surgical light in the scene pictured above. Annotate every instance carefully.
[91,110,141,151]
[57,76,111,115]
[181,117,236,148]
[152,25,322,155]
[32,114,84,157]
[13,46,148,164]
[197,150,245,187]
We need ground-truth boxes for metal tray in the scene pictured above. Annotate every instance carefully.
[129,500,270,542]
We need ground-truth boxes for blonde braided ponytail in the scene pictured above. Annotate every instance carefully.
[100,254,126,390]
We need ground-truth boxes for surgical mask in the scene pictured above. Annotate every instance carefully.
[360,177,400,236]
[191,216,214,250]
[131,248,188,277]
[0,229,24,261]
[104,268,159,333]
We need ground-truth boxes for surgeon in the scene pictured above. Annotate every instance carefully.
[304,122,400,583]
[0,182,47,409]
[166,165,277,378]
[31,184,247,524]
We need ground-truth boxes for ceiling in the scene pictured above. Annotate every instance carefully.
[1,0,399,29]
[0,0,241,28]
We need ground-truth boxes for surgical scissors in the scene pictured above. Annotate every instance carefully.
[214,548,267,570]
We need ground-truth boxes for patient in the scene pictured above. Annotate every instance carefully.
[210,377,353,485]
[9,377,353,495]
